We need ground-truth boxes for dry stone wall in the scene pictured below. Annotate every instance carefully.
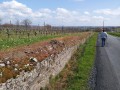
[0,34,91,90]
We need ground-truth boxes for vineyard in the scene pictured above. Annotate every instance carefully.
[0,26,93,90]
[0,26,85,50]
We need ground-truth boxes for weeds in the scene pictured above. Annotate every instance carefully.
[46,33,97,90]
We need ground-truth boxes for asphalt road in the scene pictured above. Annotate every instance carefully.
[95,34,120,90]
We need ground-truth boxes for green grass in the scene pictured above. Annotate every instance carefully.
[46,33,97,90]
[66,33,97,90]
[0,34,60,50]
[0,33,82,51]
[108,32,120,37]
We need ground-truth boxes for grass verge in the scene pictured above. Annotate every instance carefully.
[45,33,97,90]
[108,32,120,37]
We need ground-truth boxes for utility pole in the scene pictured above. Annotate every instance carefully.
[103,20,104,30]
[44,21,46,31]
[10,20,11,25]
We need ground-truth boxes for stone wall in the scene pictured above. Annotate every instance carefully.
[0,34,91,90]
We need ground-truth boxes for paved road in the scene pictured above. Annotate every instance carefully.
[95,34,120,90]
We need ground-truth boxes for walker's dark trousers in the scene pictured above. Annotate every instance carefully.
[101,38,106,47]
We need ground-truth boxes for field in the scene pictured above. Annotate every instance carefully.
[0,27,75,50]
[108,32,120,37]
[0,27,94,85]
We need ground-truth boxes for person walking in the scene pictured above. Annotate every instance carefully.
[100,29,107,47]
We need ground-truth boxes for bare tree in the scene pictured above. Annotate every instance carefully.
[45,24,52,30]
[0,19,2,28]
[0,19,2,33]
[16,19,20,30]
[21,19,32,30]
[0,19,2,25]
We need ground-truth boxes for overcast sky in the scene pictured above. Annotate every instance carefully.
[0,0,120,26]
